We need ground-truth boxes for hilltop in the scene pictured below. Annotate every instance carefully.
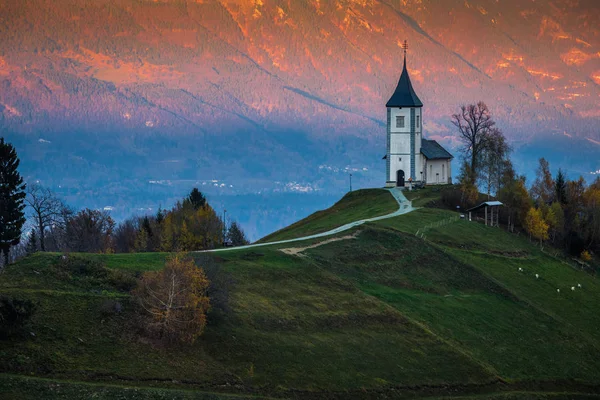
[1,188,600,399]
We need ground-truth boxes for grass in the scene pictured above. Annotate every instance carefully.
[258,188,398,242]
[2,188,600,398]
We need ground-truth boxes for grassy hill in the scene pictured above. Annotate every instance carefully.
[1,188,600,399]
[258,189,398,242]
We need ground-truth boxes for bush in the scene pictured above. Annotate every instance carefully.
[581,250,592,263]
[134,253,210,344]
[0,296,36,338]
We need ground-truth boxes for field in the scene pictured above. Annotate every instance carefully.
[1,187,600,399]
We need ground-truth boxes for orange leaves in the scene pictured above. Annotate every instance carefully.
[135,253,210,344]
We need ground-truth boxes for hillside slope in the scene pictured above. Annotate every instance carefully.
[1,189,600,399]
[258,188,399,242]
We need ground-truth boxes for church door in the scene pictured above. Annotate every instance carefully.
[396,170,405,187]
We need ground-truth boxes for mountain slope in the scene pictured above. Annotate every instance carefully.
[1,1,599,239]
[2,188,600,398]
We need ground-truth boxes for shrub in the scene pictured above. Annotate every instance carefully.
[581,250,592,263]
[0,296,36,338]
[134,253,210,344]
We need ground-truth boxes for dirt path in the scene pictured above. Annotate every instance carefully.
[195,188,412,254]
[280,231,360,256]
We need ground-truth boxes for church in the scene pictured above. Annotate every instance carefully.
[384,48,453,187]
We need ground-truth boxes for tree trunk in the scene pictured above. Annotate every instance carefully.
[38,219,46,252]
[3,249,9,266]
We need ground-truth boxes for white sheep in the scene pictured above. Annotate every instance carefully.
[535,274,539,279]
[577,283,582,288]
[557,289,560,293]
[571,286,575,291]
[518,267,523,272]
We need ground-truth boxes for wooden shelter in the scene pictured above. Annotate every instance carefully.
[466,201,503,227]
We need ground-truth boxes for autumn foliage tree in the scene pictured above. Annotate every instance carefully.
[134,254,210,344]
[524,207,549,246]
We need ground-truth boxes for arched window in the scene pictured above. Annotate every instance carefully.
[442,164,445,181]
[429,164,433,182]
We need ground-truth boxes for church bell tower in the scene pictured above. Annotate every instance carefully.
[385,41,423,187]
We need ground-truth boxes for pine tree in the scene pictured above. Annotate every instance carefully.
[555,169,567,205]
[0,138,27,266]
[227,221,249,246]
[156,207,164,225]
[186,188,206,210]
[26,229,38,255]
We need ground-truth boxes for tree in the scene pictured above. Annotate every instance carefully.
[530,158,555,205]
[583,178,600,250]
[457,161,479,207]
[555,169,567,205]
[185,188,206,210]
[227,221,249,246]
[524,207,549,246]
[66,209,115,253]
[451,102,497,183]
[546,202,565,244]
[26,184,64,252]
[480,129,511,198]
[26,229,38,255]
[498,176,531,232]
[134,254,210,343]
[0,138,27,266]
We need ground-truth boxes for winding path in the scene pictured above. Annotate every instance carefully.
[198,188,414,253]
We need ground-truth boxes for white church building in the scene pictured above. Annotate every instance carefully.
[384,51,453,187]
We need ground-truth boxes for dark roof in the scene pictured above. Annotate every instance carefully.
[386,57,423,108]
[421,139,453,160]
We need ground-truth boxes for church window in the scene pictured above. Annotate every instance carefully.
[442,164,445,181]
[396,116,405,128]
[416,115,420,128]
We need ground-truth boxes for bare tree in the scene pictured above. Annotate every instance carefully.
[66,209,115,253]
[451,102,497,184]
[481,129,511,199]
[26,184,64,251]
[530,158,555,206]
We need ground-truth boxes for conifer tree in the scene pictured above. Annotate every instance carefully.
[227,221,249,246]
[186,188,206,210]
[26,229,38,255]
[0,138,27,266]
[555,169,567,205]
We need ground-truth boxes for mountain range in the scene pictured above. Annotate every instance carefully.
[1,0,599,239]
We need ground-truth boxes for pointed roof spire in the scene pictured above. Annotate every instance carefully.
[386,40,423,108]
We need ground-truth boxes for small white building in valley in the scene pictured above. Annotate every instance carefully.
[384,46,453,187]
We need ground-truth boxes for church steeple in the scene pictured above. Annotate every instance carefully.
[385,43,423,108]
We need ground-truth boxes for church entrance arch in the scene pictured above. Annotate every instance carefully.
[396,170,405,187]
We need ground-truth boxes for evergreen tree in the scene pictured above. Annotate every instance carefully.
[555,169,567,205]
[0,138,27,266]
[142,216,153,238]
[186,188,206,210]
[227,221,249,246]
[156,207,164,225]
[26,229,38,255]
